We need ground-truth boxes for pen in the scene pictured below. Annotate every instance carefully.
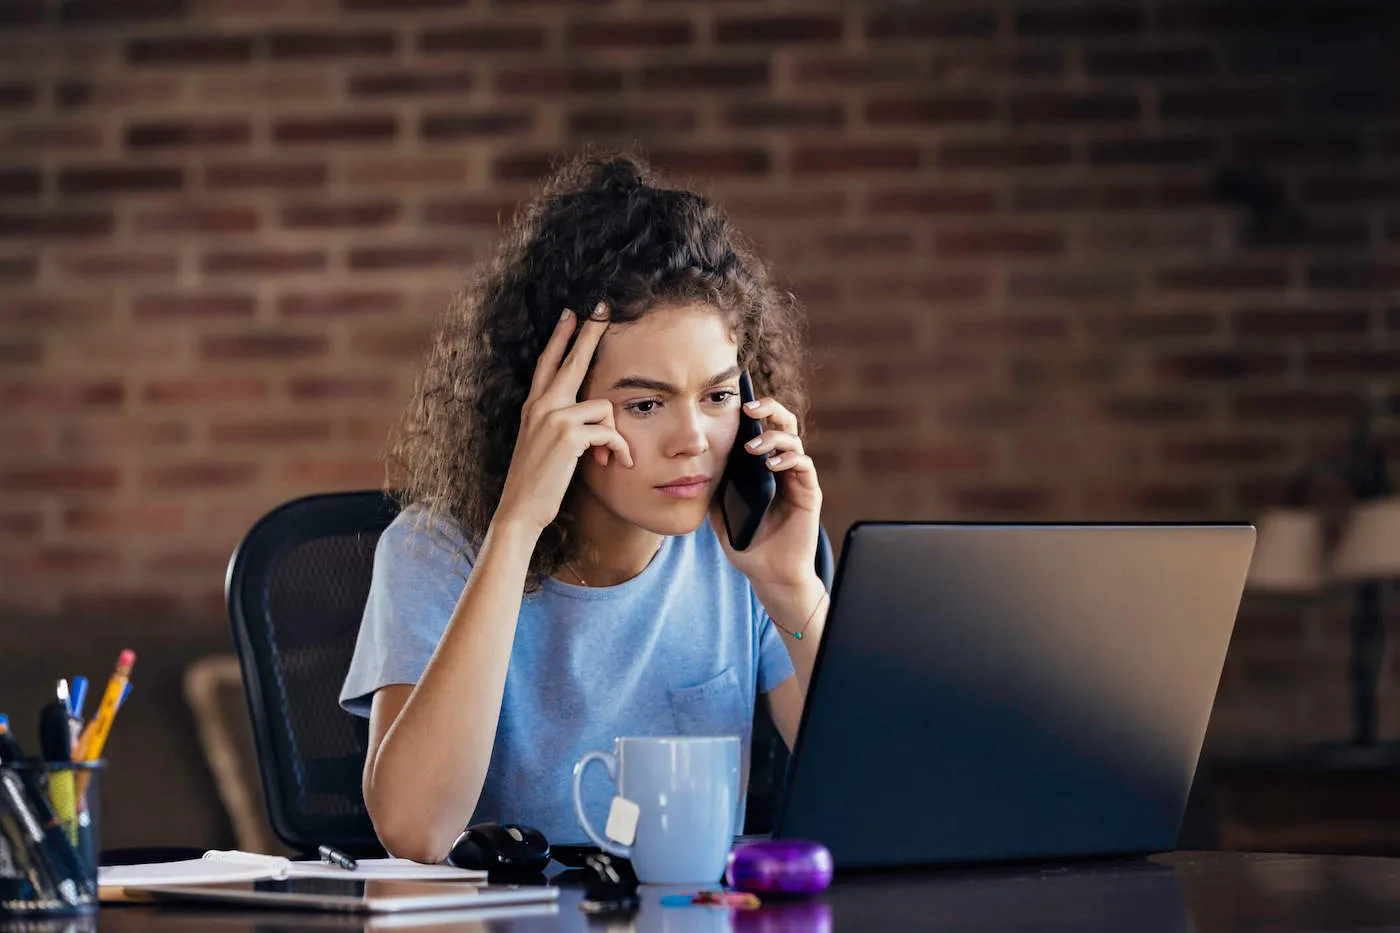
[0,715,90,902]
[318,844,359,871]
[69,677,88,720]
[39,699,78,846]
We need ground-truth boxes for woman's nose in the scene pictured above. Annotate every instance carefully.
[668,406,709,457]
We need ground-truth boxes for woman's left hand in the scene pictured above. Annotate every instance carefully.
[709,395,823,591]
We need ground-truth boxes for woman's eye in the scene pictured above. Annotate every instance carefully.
[627,399,658,415]
[709,390,738,405]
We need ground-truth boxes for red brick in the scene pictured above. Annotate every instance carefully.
[1233,133,1364,163]
[26,546,122,575]
[203,249,326,275]
[143,461,259,490]
[1008,271,1136,301]
[1084,48,1215,77]
[57,251,178,279]
[279,290,401,316]
[143,548,230,575]
[794,56,928,85]
[860,353,993,385]
[1160,90,1288,121]
[944,314,1069,342]
[940,140,1071,168]
[808,229,913,258]
[281,200,400,229]
[2,295,114,325]
[1304,350,1400,377]
[59,0,185,22]
[1009,93,1141,124]
[200,333,329,361]
[936,228,1062,256]
[568,107,697,136]
[1090,137,1217,165]
[1100,394,1212,425]
[726,191,847,222]
[792,144,919,174]
[267,30,395,59]
[200,73,336,104]
[345,156,469,188]
[0,168,41,197]
[2,466,120,491]
[809,320,917,347]
[855,273,989,304]
[0,83,37,109]
[648,148,771,177]
[0,339,41,365]
[950,485,1057,514]
[281,458,386,487]
[715,15,842,45]
[726,102,845,130]
[1158,265,1289,291]
[568,20,693,48]
[205,161,327,190]
[1234,307,1369,337]
[287,375,394,400]
[133,293,256,321]
[1016,5,1143,37]
[342,0,464,8]
[421,111,533,140]
[641,62,769,92]
[0,256,37,281]
[210,418,334,445]
[63,591,184,617]
[0,379,123,409]
[145,376,269,404]
[1159,4,1292,33]
[866,96,995,125]
[422,197,520,228]
[420,25,546,53]
[493,152,557,182]
[866,9,996,39]
[1088,311,1219,340]
[58,165,182,194]
[1232,392,1362,422]
[1158,351,1289,380]
[0,510,42,537]
[1084,484,1219,514]
[1309,264,1400,289]
[6,122,104,149]
[273,115,397,145]
[862,184,996,214]
[55,75,181,109]
[127,119,251,148]
[349,70,476,97]
[127,35,255,65]
[1162,438,1290,467]
[1304,176,1400,203]
[64,503,188,534]
[496,68,623,96]
[132,206,260,234]
[348,243,474,270]
[347,323,433,361]
[858,443,991,473]
[0,211,112,238]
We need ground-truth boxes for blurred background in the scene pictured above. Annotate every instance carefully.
[2,0,1399,855]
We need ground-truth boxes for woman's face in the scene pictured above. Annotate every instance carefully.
[576,302,742,536]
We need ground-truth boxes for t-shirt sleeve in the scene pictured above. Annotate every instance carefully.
[339,512,474,718]
[753,587,796,694]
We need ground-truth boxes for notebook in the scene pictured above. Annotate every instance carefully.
[99,849,487,894]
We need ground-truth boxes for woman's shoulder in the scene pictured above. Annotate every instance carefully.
[378,502,477,578]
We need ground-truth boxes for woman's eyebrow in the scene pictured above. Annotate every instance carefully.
[611,365,742,393]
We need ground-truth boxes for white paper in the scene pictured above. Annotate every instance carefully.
[100,853,486,889]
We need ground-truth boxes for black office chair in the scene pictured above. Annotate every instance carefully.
[227,490,834,854]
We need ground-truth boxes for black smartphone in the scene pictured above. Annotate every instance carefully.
[717,370,777,551]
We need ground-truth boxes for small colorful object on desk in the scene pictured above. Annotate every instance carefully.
[726,839,833,897]
[659,890,762,909]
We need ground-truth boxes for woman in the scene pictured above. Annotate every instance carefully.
[340,152,828,863]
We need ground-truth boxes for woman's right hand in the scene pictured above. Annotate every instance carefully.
[495,302,634,536]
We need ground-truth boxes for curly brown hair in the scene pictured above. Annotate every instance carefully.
[384,149,811,591]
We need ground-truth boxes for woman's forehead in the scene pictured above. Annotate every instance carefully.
[590,304,739,385]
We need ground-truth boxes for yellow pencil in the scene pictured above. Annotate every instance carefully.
[75,649,134,799]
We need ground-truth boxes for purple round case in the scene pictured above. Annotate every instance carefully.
[725,839,833,896]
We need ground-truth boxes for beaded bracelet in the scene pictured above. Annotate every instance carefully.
[772,589,827,641]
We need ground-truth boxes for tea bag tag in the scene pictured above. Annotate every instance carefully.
[604,796,639,846]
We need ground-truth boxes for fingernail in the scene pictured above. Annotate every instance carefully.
[744,400,760,410]
[590,302,608,321]
[768,454,783,467]
[746,436,762,449]
[561,308,573,322]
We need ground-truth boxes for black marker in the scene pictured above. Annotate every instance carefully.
[318,844,358,871]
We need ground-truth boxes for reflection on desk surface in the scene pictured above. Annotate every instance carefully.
[18,851,1400,933]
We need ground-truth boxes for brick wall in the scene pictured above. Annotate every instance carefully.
[2,0,1399,795]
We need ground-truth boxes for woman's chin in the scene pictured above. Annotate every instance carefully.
[630,502,712,538]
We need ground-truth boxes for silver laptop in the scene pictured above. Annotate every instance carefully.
[771,521,1255,869]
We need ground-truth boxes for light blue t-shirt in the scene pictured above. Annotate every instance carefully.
[339,505,796,844]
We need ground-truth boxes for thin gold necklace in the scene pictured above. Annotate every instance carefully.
[564,560,588,587]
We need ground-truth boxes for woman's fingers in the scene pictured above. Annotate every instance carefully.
[742,396,798,434]
[573,423,633,468]
[550,301,610,402]
[527,307,579,403]
[744,429,802,457]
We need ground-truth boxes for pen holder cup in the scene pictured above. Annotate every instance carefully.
[0,761,102,916]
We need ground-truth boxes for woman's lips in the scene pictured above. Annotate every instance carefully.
[656,478,710,499]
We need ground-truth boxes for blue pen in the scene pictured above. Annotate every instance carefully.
[70,678,88,719]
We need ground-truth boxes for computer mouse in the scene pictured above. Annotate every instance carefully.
[447,821,551,873]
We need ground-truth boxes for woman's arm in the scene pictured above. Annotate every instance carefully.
[361,517,537,863]
[755,574,829,750]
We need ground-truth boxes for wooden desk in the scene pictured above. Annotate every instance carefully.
[75,851,1400,932]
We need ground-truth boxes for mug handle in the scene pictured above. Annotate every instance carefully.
[571,750,632,859]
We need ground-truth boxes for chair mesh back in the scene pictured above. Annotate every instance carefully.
[228,492,399,853]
